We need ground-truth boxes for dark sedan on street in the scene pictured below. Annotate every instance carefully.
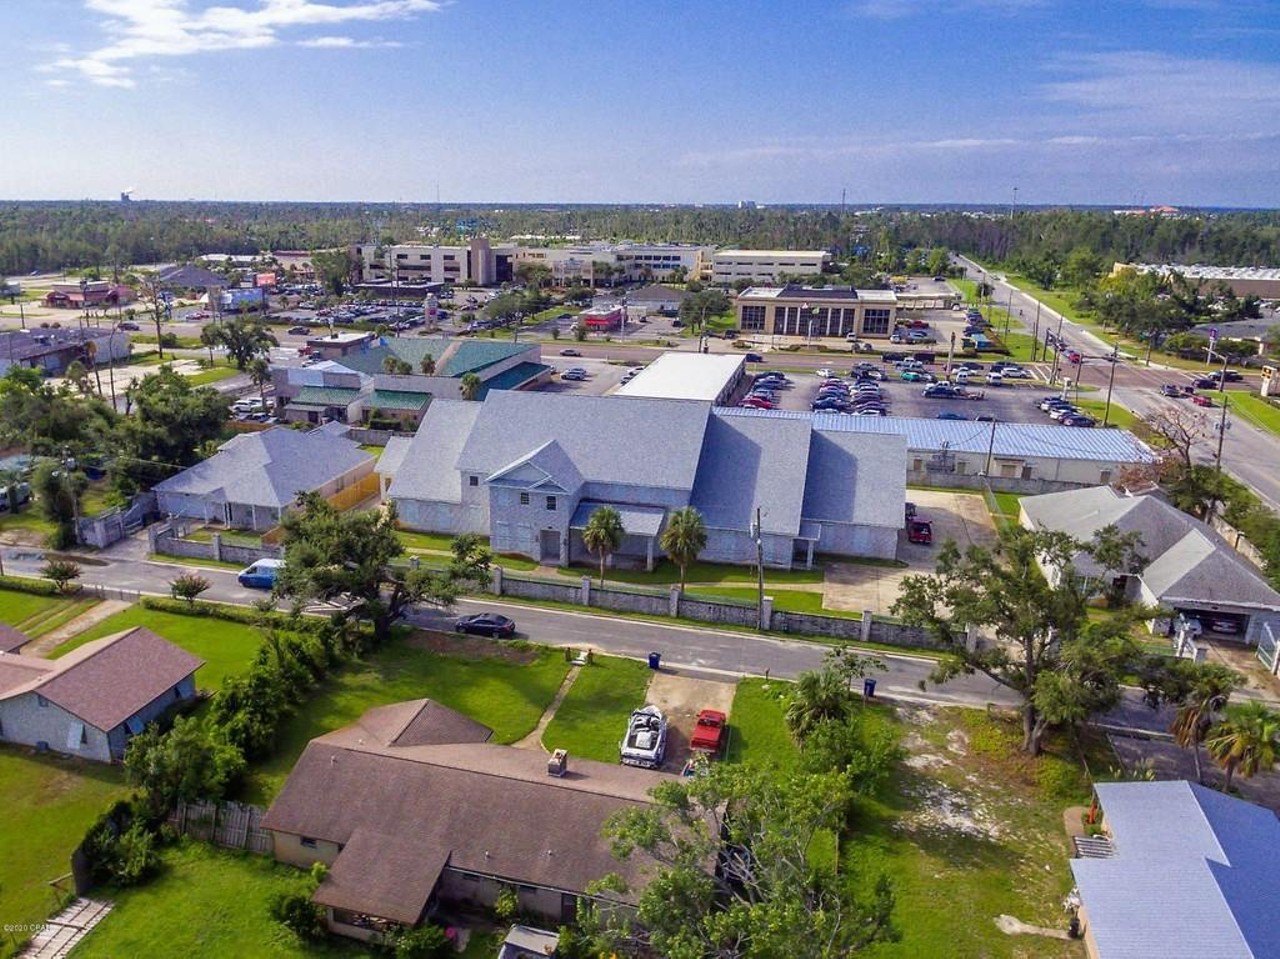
[455,613,517,638]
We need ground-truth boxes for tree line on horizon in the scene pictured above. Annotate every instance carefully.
[2,200,1278,279]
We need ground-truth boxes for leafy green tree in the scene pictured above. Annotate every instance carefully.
[208,317,277,369]
[169,572,212,605]
[248,356,272,409]
[892,525,1146,755]
[1205,701,1280,792]
[112,366,229,490]
[383,356,413,375]
[598,763,896,959]
[124,716,246,817]
[40,557,82,593]
[582,506,624,588]
[33,460,86,549]
[0,367,115,457]
[199,323,221,365]
[63,359,92,396]
[418,354,436,376]
[659,506,706,592]
[678,289,730,333]
[276,497,490,644]
[1141,660,1244,784]
[312,249,355,296]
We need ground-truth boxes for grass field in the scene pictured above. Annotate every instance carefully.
[0,747,129,959]
[0,588,99,639]
[1071,397,1139,431]
[49,605,265,692]
[186,366,240,386]
[685,585,861,618]
[0,506,56,541]
[71,841,365,959]
[239,633,571,805]
[723,677,795,765]
[1228,392,1280,437]
[539,655,654,762]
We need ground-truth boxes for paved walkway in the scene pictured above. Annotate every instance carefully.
[19,898,113,958]
[512,664,581,752]
[24,599,131,657]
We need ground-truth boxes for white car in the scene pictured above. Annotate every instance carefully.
[816,368,834,378]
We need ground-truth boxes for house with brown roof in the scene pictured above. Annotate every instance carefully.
[261,699,670,943]
[0,627,202,762]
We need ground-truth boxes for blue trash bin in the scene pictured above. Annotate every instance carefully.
[863,678,877,698]
[648,652,662,670]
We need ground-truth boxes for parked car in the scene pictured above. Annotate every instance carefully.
[454,613,516,638]
[815,368,834,378]
[1061,414,1097,427]
[690,709,727,755]
[901,370,934,382]
[907,520,933,544]
[1207,618,1241,634]
[936,411,967,420]
[238,558,283,590]
[620,705,668,769]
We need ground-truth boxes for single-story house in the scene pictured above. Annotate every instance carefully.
[1070,780,1280,959]
[385,392,906,569]
[0,328,133,376]
[261,700,666,943]
[154,426,376,530]
[1020,486,1280,644]
[0,627,202,762]
[626,284,688,316]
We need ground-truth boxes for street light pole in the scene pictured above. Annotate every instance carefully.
[751,506,766,631]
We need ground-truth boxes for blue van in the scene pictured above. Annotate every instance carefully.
[238,558,283,590]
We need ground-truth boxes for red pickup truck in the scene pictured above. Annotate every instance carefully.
[690,709,727,754]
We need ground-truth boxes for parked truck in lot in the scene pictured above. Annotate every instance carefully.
[690,709,727,755]
[620,705,668,769]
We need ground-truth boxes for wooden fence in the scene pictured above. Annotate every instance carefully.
[168,800,272,855]
[261,472,382,545]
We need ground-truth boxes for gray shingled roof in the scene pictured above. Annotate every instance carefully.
[386,401,483,504]
[154,427,374,510]
[570,501,667,537]
[1071,780,1280,959]
[1022,488,1280,608]
[487,439,585,494]
[802,429,907,528]
[457,392,711,491]
[691,410,811,535]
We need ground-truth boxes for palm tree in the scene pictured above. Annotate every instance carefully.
[200,323,220,366]
[1169,664,1242,784]
[459,372,482,401]
[784,667,852,742]
[659,506,707,592]
[419,354,436,376]
[1205,701,1280,792]
[82,339,103,395]
[582,506,625,588]
[247,357,271,409]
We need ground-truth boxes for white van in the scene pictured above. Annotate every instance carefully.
[952,369,973,385]
[985,372,1004,386]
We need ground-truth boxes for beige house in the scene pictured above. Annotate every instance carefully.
[261,700,669,942]
[735,285,899,341]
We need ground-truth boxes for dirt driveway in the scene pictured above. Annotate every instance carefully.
[645,669,736,771]
[823,490,998,613]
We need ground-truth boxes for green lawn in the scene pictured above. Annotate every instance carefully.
[239,633,571,805]
[0,588,99,639]
[0,748,130,959]
[394,528,469,552]
[1072,397,1139,431]
[186,366,240,386]
[357,444,384,459]
[553,558,824,587]
[687,585,861,619]
[723,678,795,765]
[49,605,265,692]
[71,840,365,959]
[539,656,654,762]
[1228,393,1280,437]
[0,507,56,541]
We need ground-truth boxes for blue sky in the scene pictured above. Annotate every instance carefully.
[4,0,1279,206]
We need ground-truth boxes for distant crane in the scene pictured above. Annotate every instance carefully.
[120,187,135,203]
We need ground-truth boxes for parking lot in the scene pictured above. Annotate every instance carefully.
[540,356,633,396]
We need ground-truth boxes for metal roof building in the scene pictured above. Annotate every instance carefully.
[1071,780,1280,959]
[614,352,745,403]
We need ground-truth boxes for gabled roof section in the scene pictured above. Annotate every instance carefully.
[1070,780,1280,959]
[0,627,202,730]
[376,435,413,479]
[803,429,907,528]
[486,439,584,495]
[153,427,374,510]
[1144,530,1280,608]
[457,392,711,492]
[386,401,484,504]
[691,410,810,535]
[354,699,493,748]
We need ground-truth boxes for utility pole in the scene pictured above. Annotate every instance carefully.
[983,418,998,476]
[752,506,765,631]
[1213,397,1231,520]
[946,330,957,374]
[1102,345,1119,426]
[1030,300,1041,363]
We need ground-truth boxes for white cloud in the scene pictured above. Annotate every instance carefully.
[50,0,440,87]
[845,0,1046,19]
[297,34,403,47]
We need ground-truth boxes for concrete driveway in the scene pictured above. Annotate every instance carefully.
[823,490,999,613]
[645,668,736,770]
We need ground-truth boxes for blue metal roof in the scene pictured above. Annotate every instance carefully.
[1071,781,1280,959]
[715,407,1154,464]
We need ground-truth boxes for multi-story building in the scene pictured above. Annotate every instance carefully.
[734,285,899,340]
[513,242,711,286]
[351,237,517,288]
[710,250,832,284]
